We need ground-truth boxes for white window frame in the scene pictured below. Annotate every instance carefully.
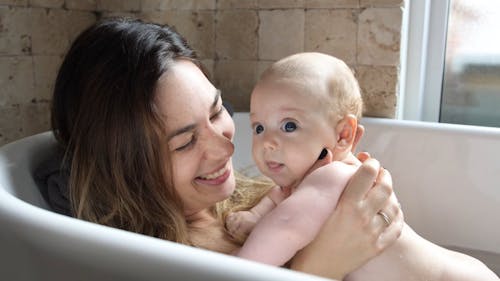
[398,0,450,122]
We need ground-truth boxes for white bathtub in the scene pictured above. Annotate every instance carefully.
[0,113,498,280]
[233,113,500,275]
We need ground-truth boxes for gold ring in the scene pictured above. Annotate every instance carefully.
[377,211,391,227]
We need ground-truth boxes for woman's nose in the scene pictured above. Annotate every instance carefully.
[202,126,234,160]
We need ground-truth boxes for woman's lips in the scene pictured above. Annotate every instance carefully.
[196,164,231,185]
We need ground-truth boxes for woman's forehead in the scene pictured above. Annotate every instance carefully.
[154,61,218,128]
[156,61,215,107]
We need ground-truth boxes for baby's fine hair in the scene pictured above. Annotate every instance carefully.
[260,52,364,120]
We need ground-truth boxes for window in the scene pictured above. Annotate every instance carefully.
[399,0,500,128]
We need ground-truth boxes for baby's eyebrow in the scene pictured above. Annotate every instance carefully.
[279,106,303,113]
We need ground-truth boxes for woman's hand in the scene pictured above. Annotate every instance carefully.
[290,155,403,280]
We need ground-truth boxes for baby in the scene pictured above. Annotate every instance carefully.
[226,52,498,280]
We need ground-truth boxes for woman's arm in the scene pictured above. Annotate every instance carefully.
[290,157,403,280]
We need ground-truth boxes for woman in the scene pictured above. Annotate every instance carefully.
[50,18,402,280]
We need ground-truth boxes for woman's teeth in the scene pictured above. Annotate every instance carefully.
[199,167,226,180]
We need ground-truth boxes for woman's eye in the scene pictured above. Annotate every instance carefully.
[175,137,195,151]
[282,121,297,132]
[254,124,264,135]
[210,107,224,121]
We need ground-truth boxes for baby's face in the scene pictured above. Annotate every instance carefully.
[250,80,336,189]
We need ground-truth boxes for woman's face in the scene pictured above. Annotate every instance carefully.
[155,60,236,217]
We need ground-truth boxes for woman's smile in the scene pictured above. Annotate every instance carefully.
[196,161,232,185]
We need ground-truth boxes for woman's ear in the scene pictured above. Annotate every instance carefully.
[334,114,358,152]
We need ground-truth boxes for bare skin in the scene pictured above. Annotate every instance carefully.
[158,58,405,280]
[227,52,498,281]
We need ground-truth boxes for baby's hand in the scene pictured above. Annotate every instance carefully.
[226,211,260,241]
[300,161,358,195]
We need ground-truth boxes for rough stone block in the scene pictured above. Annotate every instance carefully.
[356,65,398,117]
[0,7,32,55]
[140,10,215,59]
[31,8,96,55]
[305,0,359,8]
[259,9,304,60]
[0,56,34,105]
[96,0,140,12]
[216,10,258,60]
[33,55,63,101]
[65,0,96,11]
[360,0,403,8]
[0,0,27,6]
[141,0,215,11]
[305,9,357,64]
[214,60,257,111]
[358,7,401,66]
[28,0,64,8]
[21,101,51,136]
[258,0,304,9]
[217,0,257,9]
[0,104,23,146]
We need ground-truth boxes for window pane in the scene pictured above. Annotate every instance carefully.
[441,0,500,127]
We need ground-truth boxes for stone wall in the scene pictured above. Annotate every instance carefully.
[0,0,403,145]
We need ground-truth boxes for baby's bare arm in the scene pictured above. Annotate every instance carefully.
[235,161,355,266]
[255,185,288,216]
[226,186,286,239]
[236,182,345,266]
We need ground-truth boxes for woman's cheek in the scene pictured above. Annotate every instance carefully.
[171,153,193,185]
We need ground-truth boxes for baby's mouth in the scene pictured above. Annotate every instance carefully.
[266,161,284,172]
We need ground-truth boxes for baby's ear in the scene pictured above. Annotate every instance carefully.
[335,114,358,152]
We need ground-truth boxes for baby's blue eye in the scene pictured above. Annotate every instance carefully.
[254,124,264,134]
[282,121,297,132]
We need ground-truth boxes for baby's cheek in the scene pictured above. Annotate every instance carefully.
[251,147,267,172]
[286,150,318,177]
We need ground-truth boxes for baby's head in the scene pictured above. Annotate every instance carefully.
[250,52,363,188]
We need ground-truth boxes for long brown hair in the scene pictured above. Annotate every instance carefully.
[52,18,202,243]
[51,18,272,245]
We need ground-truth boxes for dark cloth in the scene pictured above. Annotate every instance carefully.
[34,146,72,216]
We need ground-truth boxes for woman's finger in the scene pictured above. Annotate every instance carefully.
[377,195,404,249]
[356,151,371,162]
[364,168,393,214]
[341,158,380,202]
[370,199,399,235]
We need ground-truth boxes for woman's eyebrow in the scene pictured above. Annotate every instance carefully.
[167,89,221,141]
[212,89,221,110]
[167,124,196,141]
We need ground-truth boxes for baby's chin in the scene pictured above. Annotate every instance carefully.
[266,175,298,189]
